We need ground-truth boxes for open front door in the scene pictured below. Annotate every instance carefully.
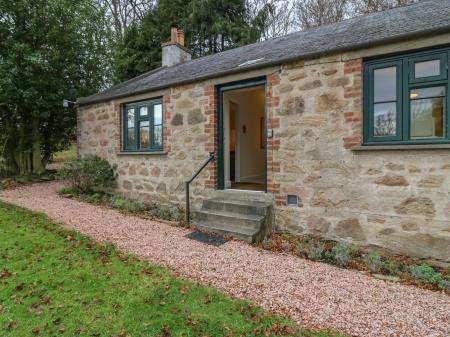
[217,79,267,192]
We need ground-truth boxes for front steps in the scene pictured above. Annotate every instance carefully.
[194,190,274,243]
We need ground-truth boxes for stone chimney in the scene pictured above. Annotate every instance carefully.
[161,27,191,67]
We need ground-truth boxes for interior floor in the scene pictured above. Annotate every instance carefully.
[230,182,265,191]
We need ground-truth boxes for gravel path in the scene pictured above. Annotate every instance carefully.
[1,181,449,337]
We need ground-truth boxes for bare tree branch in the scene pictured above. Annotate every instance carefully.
[247,0,298,40]
[98,0,154,37]
[351,0,418,14]
[295,0,351,29]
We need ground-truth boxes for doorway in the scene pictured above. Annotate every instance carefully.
[218,80,266,192]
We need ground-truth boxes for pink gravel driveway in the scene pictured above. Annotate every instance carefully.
[1,181,449,337]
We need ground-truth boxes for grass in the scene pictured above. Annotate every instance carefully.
[0,201,346,337]
[52,142,77,163]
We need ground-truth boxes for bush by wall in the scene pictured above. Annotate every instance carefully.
[58,156,116,192]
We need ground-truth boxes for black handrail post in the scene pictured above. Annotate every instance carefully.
[185,152,215,225]
[185,182,190,224]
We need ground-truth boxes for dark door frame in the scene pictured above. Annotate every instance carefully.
[216,77,267,192]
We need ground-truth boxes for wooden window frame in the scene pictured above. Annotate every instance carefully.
[363,46,450,145]
[122,98,163,152]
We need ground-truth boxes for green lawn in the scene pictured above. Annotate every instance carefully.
[0,202,345,337]
[52,142,77,163]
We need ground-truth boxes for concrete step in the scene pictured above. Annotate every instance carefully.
[202,198,270,216]
[194,221,260,243]
[195,209,264,230]
[212,190,274,203]
[194,191,275,243]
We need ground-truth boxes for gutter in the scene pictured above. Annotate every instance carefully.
[77,24,450,106]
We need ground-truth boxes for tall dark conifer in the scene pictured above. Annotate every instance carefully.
[113,0,260,82]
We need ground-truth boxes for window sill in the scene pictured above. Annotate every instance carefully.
[117,151,167,156]
[351,144,450,151]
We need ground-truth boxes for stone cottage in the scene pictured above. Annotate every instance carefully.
[78,0,450,262]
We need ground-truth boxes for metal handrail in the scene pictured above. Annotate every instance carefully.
[185,152,215,224]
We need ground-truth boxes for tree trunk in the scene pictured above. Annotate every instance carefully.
[9,119,45,175]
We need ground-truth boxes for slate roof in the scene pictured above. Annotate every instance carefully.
[78,0,450,105]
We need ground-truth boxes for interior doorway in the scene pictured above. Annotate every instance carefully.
[219,81,266,192]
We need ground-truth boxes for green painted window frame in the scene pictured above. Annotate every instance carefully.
[363,46,450,145]
[122,98,163,152]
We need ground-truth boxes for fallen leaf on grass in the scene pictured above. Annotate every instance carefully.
[161,325,170,337]
[6,320,18,330]
[40,296,51,305]
[14,283,25,292]
[0,269,12,279]
[29,303,43,315]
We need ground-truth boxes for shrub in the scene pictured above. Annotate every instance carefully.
[439,279,450,291]
[148,204,183,222]
[330,243,357,267]
[58,156,115,192]
[382,259,400,275]
[364,251,382,273]
[80,192,105,204]
[306,242,325,261]
[409,264,442,285]
[295,242,305,257]
[109,196,145,213]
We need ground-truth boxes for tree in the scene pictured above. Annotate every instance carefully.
[187,0,259,57]
[351,0,417,14]
[247,0,297,40]
[0,0,113,175]
[97,0,155,38]
[114,0,260,82]
[295,0,350,29]
[113,0,192,82]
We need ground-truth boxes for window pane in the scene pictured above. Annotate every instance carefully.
[154,125,163,147]
[140,106,148,117]
[373,102,396,137]
[154,104,162,125]
[415,59,440,78]
[140,121,150,148]
[127,127,135,147]
[411,96,445,139]
[410,87,445,99]
[374,67,396,102]
[127,108,135,128]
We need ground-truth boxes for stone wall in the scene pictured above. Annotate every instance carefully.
[268,56,450,262]
[77,82,217,208]
[79,43,450,262]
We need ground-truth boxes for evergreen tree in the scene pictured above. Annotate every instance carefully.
[114,0,191,82]
[113,0,260,82]
[188,0,259,57]
[0,0,112,175]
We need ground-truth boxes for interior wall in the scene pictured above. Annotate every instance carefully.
[223,86,265,185]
